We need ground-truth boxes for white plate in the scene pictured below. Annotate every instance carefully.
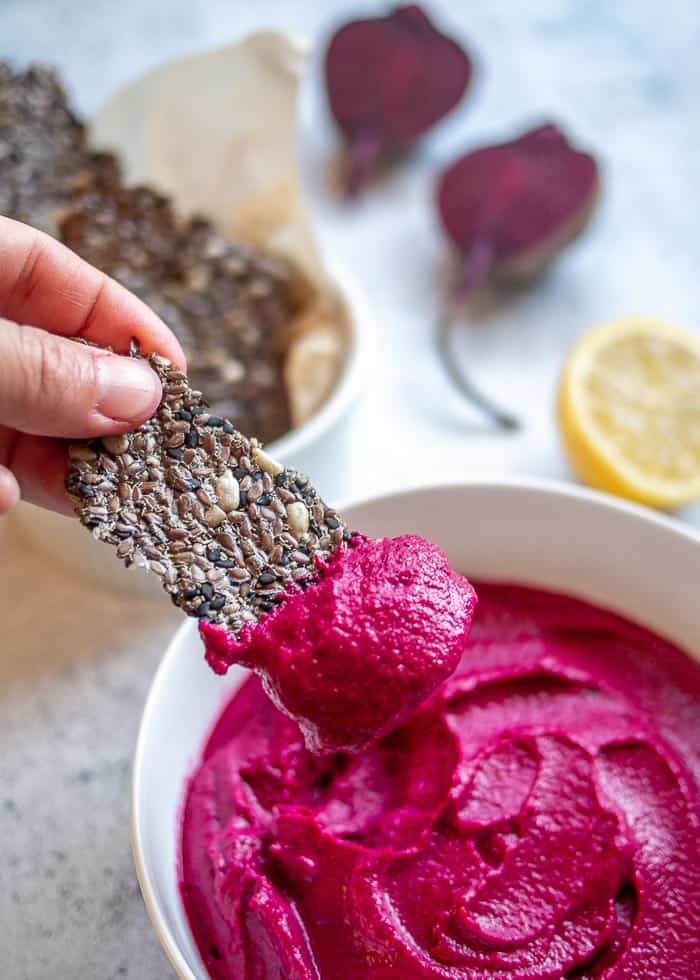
[131,479,700,980]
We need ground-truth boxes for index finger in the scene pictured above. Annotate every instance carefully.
[0,215,186,370]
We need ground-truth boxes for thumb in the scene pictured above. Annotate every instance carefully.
[0,318,162,438]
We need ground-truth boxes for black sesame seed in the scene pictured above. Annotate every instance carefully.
[216,559,237,569]
[183,588,199,600]
[222,421,234,434]
[233,467,247,480]
[80,486,96,498]
[201,582,214,600]
[258,494,272,506]
[185,429,199,448]
[206,416,223,428]
[206,546,221,562]
[197,603,211,618]
[188,478,202,491]
[210,595,226,611]
[166,448,183,460]
[259,572,276,585]
[239,490,249,507]
[274,472,287,487]
[177,410,193,422]
[326,517,340,529]
[190,405,205,416]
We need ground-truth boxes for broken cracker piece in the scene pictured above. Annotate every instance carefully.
[285,312,346,427]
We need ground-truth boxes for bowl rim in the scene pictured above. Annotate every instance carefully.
[130,477,700,979]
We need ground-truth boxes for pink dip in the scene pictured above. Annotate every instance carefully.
[200,535,477,753]
[182,570,700,977]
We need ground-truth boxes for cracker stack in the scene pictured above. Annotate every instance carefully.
[0,62,305,442]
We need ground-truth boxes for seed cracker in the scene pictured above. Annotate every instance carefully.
[0,63,112,234]
[65,346,348,635]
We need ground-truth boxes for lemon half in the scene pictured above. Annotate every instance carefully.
[558,318,700,510]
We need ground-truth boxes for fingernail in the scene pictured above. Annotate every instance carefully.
[96,356,161,422]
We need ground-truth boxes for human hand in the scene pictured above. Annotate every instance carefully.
[0,216,185,516]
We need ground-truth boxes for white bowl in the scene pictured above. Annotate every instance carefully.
[131,479,700,979]
[11,260,372,594]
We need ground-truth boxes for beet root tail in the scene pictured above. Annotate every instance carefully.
[437,316,520,431]
[454,239,495,303]
[344,134,383,198]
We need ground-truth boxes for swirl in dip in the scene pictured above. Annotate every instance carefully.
[182,576,700,978]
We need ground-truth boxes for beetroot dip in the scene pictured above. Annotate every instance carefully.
[200,535,477,753]
[182,577,700,978]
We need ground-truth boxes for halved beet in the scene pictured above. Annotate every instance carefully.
[436,123,600,428]
[325,5,473,196]
[438,123,600,295]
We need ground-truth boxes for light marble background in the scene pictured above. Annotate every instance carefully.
[1,1,699,977]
